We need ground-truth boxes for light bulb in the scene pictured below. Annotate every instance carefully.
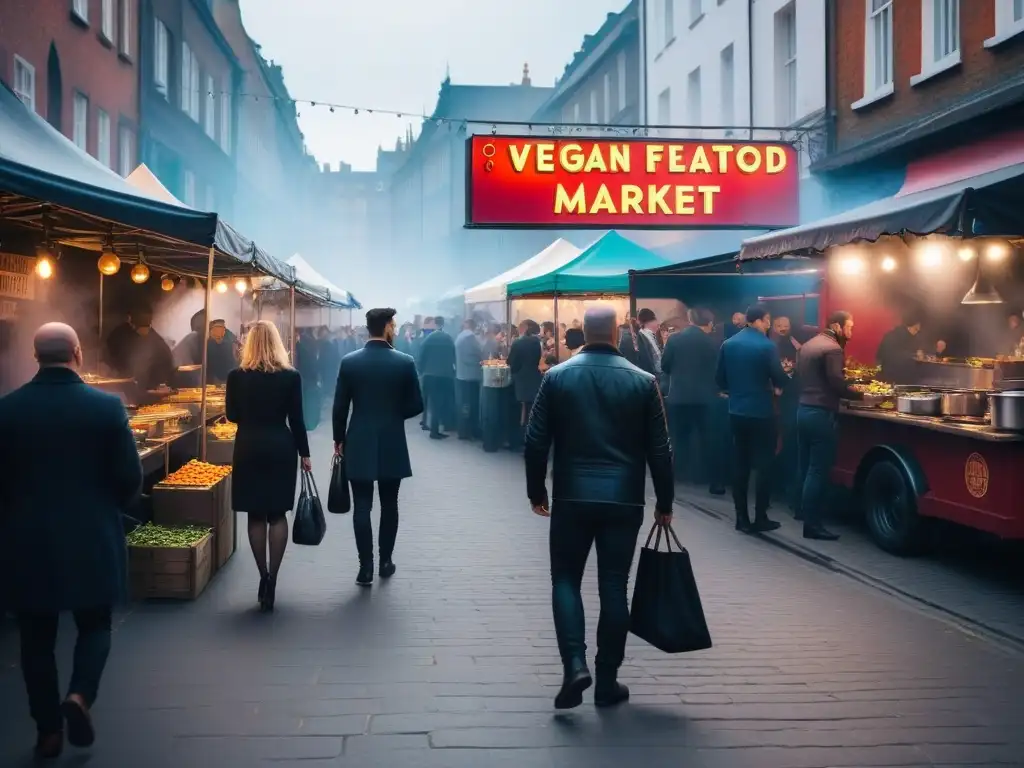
[160,275,175,291]
[215,280,228,294]
[880,256,897,272]
[130,263,150,284]
[97,249,121,275]
[234,278,248,295]
[986,242,1009,262]
[920,245,943,268]
[35,256,54,279]
[958,246,975,261]
[837,256,865,275]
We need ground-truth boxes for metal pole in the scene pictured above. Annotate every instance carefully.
[553,295,560,363]
[289,285,297,361]
[97,272,104,367]
[348,308,352,327]
[198,246,215,462]
[505,296,512,359]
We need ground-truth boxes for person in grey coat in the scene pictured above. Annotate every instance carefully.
[333,308,424,586]
[455,319,483,439]
[0,323,142,758]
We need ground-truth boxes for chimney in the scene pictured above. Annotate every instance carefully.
[521,63,531,86]
[322,162,330,173]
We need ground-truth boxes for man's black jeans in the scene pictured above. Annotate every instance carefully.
[424,376,454,436]
[668,403,723,488]
[729,415,776,521]
[549,501,644,674]
[797,405,839,527]
[455,379,481,439]
[350,479,401,566]
[18,607,112,734]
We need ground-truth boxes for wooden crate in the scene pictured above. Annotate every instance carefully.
[205,437,234,466]
[152,475,236,570]
[129,533,213,600]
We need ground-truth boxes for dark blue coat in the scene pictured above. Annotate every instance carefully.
[0,367,142,612]
[662,326,720,405]
[715,327,789,418]
[416,329,456,379]
[333,341,424,482]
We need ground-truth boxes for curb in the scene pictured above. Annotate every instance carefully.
[676,496,1024,658]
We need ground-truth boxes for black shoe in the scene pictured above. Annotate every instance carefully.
[420,423,429,431]
[260,575,277,612]
[34,731,63,759]
[735,517,753,533]
[61,698,95,748]
[554,662,592,710]
[258,573,268,606]
[804,524,840,541]
[595,681,630,708]
[709,486,726,495]
[429,432,449,440]
[752,517,781,533]
[379,560,396,579]
[356,565,374,586]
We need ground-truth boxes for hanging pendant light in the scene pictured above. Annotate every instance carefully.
[234,278,249,295]
[97,246,121,276]
[215,279,228,294]
[160,274,175,291]
[34,245,55,279]
[131,263,151,284]
[961,262,1004,305]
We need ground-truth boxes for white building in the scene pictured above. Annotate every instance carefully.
[639,0,826,177]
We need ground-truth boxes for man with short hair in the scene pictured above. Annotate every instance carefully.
[716,304,789,533]
[334,308,424,586]
[525,303,674,710]
[454,319,483,439]
[1,323,143,758]
[416,315,456,440]
[796,310,863,541]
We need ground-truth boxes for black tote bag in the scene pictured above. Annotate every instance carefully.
[629,523,712,654]
[327,454,351,514]
[292,470,327,546]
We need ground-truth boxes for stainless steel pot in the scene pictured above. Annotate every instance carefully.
[939,391,988,417]
[481,365,511,389]
[896,393,941,416]
[989,391,1024,431]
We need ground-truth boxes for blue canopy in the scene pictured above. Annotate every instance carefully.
[507,231,673,296]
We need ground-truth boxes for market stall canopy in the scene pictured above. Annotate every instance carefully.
[507,231,672,296]
[464,238,582,304]
[287,254,361,309]
[0,83,291,279]
[125,164,179,204]
[632,261,822,308]
[740,128,1024,261]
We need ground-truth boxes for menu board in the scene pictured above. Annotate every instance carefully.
[0,253,35,301]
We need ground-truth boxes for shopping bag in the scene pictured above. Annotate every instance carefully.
[629,523,712,653]
[292,470,327,545]
[327,454,351,514]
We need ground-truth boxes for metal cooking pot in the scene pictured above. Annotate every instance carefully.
[989,391,1024,431]
[481,365,511,389]
[939,391,988,417]
[896,393,941,416]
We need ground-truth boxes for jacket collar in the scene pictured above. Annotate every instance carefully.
[579,343,622,357]
[32,366,83,384]
[365,339,393,349]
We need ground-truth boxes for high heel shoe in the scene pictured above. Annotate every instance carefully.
[258,573,268,607]
[261,575,277,612]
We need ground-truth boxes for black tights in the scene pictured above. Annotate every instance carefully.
[247,516,288,578]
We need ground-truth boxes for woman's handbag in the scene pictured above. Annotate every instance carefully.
[327,454,351,514]
[629,523,712,653]
[292,470,327,545]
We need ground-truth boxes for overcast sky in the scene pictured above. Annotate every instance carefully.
[238,0,628,171]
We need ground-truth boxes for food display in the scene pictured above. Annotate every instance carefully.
[163,386,226,403]
[129,404,191,431]
[127,522,211,548]
[481,359,508,367]
[851,381,894,396]
[80,372,133,385]
[135,403,191,417]
[844,359,881,381]
[208,420,237,441]
[162,459,232,487]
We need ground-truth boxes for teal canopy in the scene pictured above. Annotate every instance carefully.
[506,232,672,296]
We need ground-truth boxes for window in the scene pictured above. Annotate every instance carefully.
[657,87,671,125]
[914,0,959,82]
[775,2,797,124]
[119,126,133,176]
[190,59,200,120]
[181,44,200,120]
[119,0,132,56]
[204,74,215,137]
[73,93,88,152]
[985,0,1024,47]
[153,19,169,96]
[183,170,196,206]
[72,0,89,23]
[617,51,626,112]
[689,0,702,24]
[219,77,232,152]
[205,185,215,213]
[603,73,611,122]
[720,44,734,129]
[97,109,111,167]
[857,0,894,106]
[573,101,581,123]
[590,89,598,123]
[101,0,114,41]
[13,56,36,112]
[665,0,675,44]
[687,67,701,126]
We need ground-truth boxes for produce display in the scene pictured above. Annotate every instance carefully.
[162,459,232,487]
[127,522,211,548]
[482,359,508,367]
[164,386,226,403]
[851,381,894,395]
[844,359,881,380]
[208,421,237,440]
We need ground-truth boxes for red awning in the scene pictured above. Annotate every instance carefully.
[898,128,1024,197]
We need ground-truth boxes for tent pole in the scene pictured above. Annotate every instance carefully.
[553,294,560,363]
[198,246,215,462]
[289,285,297,361]
[505,296,512,359]
[348,308,352,327]
[97,273,104,367]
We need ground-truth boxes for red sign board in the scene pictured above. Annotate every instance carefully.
[465,135,800,229]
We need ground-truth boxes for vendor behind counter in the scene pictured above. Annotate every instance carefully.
[103,307,174,390]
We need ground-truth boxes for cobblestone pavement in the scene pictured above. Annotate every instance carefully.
[3,425,1024,767]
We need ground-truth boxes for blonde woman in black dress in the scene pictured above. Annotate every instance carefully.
[225,321,311,611]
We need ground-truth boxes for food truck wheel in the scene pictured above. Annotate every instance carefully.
[862,459,924,556]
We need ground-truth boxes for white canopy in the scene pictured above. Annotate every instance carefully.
[287,254,353,305]
[125,163,184,206]
[464,238,582,305]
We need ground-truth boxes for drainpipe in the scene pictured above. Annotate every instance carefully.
[824,0,837,155]
[638,0,648,125]
[747,0,755,140]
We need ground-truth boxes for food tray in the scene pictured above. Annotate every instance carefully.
[129,533,213,600]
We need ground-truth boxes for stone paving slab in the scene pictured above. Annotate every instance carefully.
[1,424,1023,767]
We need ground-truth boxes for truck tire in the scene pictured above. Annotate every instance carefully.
[862,458,924,556]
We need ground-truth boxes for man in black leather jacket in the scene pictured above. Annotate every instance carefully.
[524,304,674,710]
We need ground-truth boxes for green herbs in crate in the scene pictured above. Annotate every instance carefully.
[127,522,211,548]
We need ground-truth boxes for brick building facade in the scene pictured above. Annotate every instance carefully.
[0,0,140,175]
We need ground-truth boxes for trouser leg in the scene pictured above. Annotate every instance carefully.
[68,607,113,707]
[17,612,62,734]
[350,480,375,566]
[593,505,644,673]
[377,479,401,562]
[549,502,595,668]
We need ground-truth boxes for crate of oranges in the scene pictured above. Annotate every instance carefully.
[153,460,235,571]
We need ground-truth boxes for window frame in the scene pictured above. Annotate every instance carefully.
[183,169,196,207]
[985,0,1024,47]
[73,92,89,152]
[101,0,115,42]
[153,19,169,97]
[720,44,735,129]
[657,87,671,125]
[97,109,111,168]
[852,0,895,110]
[118,125,134,177]
[911,0,960,86]
[119,0,132,57]
[72,0,89,24]
[775,2,798,125]
[12,55,36,113]
[204,74,216,137]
